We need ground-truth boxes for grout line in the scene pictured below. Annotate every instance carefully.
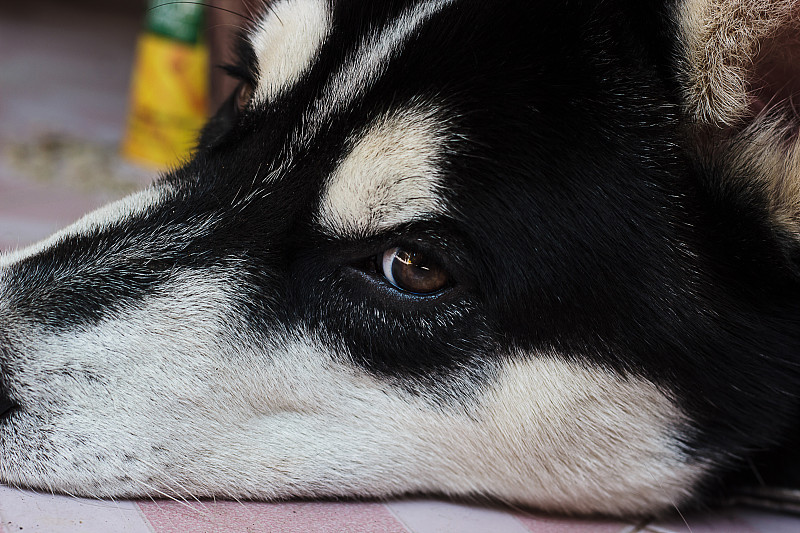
[133,502,158,533]
[382,502,416,533]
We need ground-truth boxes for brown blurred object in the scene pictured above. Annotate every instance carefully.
[207,0,262,113]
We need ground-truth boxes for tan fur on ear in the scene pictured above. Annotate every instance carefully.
[678,0,798,125]
[680,0,800,238]
[724,117,800,238]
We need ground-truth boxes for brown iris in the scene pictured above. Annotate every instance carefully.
[381,247,449,294]
[234,81,254,112]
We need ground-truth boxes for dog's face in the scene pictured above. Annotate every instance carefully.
[2,0,800,517]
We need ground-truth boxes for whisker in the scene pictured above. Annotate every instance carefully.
[130,457,211,512]
[643,466,694,533]
[147,1,258,25]
[130,476,202,514]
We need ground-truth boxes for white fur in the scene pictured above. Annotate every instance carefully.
[249,0,332,104]
[317,107,447,237]
[0,267,702,514]
[0,185,166,268]
[677,0,799,125]
[0,262,702,515]
[300,0,456,140]
[323,0,454,110]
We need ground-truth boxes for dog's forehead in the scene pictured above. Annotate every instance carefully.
[243,0,460,237]
[247,0,456,116]
[249,0,333,105]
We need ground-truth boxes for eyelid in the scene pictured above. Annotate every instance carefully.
[220,64,257,86]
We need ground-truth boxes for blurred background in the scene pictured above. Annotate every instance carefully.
[0,0,256,249]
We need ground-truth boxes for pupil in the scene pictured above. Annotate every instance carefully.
[391,250,440,293]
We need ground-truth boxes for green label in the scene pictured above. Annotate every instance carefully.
[145,1,205,44]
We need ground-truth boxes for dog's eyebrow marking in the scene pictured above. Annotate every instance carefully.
[300,0,457,139]
[328,0,455,108]
[316,107,447,237]
[0,186,167,268]
[249,0,332,104]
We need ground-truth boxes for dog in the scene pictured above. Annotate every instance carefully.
[1,0,799,518]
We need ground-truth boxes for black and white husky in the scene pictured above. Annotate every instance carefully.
[2,0,800,518]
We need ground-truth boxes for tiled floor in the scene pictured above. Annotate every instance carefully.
[1,485,798,533]
[2,2,800,532]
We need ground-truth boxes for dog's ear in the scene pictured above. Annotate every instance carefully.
[677,0,800,241]
[677,0,800,510]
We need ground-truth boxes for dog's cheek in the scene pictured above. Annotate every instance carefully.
[128,342,702,517]
[251,351,705,517]
[468,356,705,515]
[1,307,705,517]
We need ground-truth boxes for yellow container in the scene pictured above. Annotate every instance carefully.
[121,3,208,170]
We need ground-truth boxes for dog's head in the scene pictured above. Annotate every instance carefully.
[2,0,800,517]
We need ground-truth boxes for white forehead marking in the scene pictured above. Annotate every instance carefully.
[327,0,454,109]
[0,185,166,268]
[249,0,332,104]
[317,107,447,237]
[303,0,456,138]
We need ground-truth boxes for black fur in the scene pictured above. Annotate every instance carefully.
[3,0,800,512]
[193,0,800,488]
[198,0,800,503]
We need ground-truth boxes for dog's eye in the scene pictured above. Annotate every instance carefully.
[381,247,449,294]
[234,81,254,112]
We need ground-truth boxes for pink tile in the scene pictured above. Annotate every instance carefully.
[514,510,629,533]
[138,500,409,533]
